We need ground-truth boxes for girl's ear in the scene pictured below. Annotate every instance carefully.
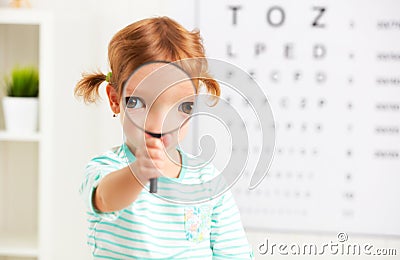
[106,84,120,114]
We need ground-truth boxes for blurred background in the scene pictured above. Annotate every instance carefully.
[0,0,399,259]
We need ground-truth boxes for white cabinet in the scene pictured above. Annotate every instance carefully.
[0,8,54,260]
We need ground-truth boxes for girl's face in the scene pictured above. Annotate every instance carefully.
[119,62,196,154]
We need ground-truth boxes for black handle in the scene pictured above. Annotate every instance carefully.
[146,131,163,194]
[150,178,158,193]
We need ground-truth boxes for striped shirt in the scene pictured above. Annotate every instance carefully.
[79,144,254,259]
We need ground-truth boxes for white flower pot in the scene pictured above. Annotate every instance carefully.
[2,96,39,133]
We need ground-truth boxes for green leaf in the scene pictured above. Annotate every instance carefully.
[2,66,39,97]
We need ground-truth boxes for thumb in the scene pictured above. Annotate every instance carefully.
[160,134,172,148]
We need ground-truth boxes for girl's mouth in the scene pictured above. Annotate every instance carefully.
[145,131,163,138]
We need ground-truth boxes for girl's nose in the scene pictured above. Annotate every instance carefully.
[144,107,168,134]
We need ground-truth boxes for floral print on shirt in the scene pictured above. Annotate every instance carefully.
[184,205,212,243]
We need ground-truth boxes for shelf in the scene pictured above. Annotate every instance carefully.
[0,131,41,142]
[0,232,38,257]
[0,8,49,25]
[0,6,53,260]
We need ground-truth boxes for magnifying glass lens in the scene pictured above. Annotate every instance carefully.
[123,62,196,139]
[122,61,197,193]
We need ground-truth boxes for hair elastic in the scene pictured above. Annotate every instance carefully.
[106,72,112,83]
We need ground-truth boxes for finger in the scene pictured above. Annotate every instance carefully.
[146,148,164,160]
[135,144,160,157]
[133,165,162,183]
[146,168,162,179]
[141,157,165,169]
[160,134,172,148]
[134,147,147,159]
[145,137,163,149]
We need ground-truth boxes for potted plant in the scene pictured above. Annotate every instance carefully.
[2,66,39,133]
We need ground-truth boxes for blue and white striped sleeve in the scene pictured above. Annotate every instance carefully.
[79,153,123,221]
[210,190,255,259]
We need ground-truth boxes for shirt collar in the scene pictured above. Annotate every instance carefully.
[121,142,136,164]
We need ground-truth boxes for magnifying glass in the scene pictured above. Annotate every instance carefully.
[119,58,275,204]
[122,61,197,193]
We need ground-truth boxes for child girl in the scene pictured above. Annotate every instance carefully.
[75,17,254,259]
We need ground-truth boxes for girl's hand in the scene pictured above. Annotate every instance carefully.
[130,134,170,185]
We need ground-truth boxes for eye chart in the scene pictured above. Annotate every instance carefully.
[197,0,400,236]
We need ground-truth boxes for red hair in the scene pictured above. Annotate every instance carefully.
[74,16,220,103]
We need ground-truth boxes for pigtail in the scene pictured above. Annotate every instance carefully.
[201,76,220,97]
[74,71,107,103]
[199,75,221,106]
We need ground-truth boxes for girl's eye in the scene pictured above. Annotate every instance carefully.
[125,96,145,109]
[178,102,194,115]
